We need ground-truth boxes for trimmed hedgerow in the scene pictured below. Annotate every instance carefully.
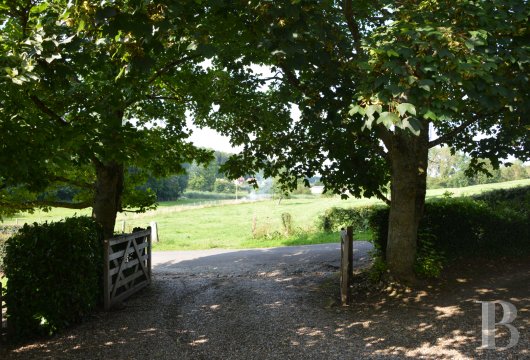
[369,197,529,272]
[316,206,375,232]
[4,217,103,340]
[472,185,530,219]
[0,226,21,272]
[320,186,530,278]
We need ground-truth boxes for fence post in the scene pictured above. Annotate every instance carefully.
[347,226,354,279]
[150,221,158,243]
[103,239,110,311]
[121,221,126,234]
[340,226,354,306]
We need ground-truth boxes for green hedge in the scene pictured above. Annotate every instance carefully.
[0,226,21,272]
[472,185,530,218]
[318,186,530,278]
[4,217,103,340]
[369,197,530,259]
[317,206,375,232]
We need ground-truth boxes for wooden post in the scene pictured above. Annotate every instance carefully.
[103,239,110,311]
[121,221,126,234]
[347,226,354,279]
[150,221,158,242]
[340,227,353,306]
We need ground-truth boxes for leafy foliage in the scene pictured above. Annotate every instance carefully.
[3,217,103,340]
[369,195,530,270]
[213,178,236,194]
[197,0,529,278]
[0,0,218,228]
[471,185,530,219]
[427,147,530,189]
[317,206,375,233]
[138,173,189,202]
[0,225,21,271]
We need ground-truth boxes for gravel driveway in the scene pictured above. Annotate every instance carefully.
[1,242,528,359]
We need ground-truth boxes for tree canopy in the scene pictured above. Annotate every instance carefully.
[197,0,529,279]
[0,0,222,235]
[1,0,528,279]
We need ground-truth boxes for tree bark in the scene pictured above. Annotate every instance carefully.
[386,126,429,282]
[92,161,124,239]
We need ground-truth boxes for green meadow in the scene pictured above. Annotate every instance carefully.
[3,179,529,251]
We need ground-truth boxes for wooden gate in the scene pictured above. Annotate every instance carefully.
[103,229,152,310]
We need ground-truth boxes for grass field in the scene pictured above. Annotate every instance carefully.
[2,179,529,251]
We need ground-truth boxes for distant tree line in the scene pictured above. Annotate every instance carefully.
[427,147,530,189]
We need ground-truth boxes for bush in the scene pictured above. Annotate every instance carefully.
[317,206,375,232]
[213,178,236,194]
[369,196,530,277]
[472,185,530,218]
[0,225,21,272]
[182,191,237,200]
[4,217,103,340]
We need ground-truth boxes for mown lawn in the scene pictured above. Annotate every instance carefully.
[2,179,529,251]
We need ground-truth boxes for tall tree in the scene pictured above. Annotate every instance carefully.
[199,0,529,280]
[0,0,216,236]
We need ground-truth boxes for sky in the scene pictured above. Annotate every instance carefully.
[187,125,241,153]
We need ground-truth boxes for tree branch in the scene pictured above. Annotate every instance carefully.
[33,200,92,209]
[146,95,184,102]
[0,200,92,211]
[429,116,480,148]
[147,54,201,84]
[374,189,391,206]
[279,65,305,93]
[51,176,94,190]
[343,0,364,57]
[29,95,69,126]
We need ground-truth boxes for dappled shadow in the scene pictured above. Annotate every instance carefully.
[159,255,529,359]
[2,249,527,359]
[286,257,530,359]
[0,279,191,359]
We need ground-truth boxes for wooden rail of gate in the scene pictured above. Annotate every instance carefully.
[104,229,152,310]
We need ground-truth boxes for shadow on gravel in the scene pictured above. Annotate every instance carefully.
[1,252,527,360]
[152,242,373,276]
[290,257,530,359]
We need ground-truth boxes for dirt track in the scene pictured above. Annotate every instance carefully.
[1,243,528,359]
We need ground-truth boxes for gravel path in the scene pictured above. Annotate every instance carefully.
[1,242,528,359]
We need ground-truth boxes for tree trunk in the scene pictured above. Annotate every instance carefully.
[92,161,124,239]
[386,127,429,282]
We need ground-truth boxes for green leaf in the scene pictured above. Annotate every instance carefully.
[464,39,475,51]
[377,112,399,128]
[115,66,126,81]
[402,118,422,136]
[77,19,85,33]
[186,42,198,51]
[423,110,438,120]
[396,103,416,117]
[348,104,364,116]
[418,79,434,92]
[365,104,382,117]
